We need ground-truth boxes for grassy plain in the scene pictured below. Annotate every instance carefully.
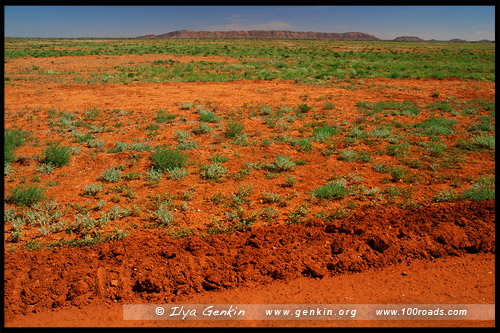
[4,38,495,249]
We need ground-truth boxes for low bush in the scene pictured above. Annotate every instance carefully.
[41,142,71,167]
[151,147,188,171]
[6,183,45,206]
[200,162,227,180]
[269,155,296,172]
[313,180,349,200]
[313,125,338,142]
[224,121,245,139]
[100,167,122,183]
[5,129,27,164]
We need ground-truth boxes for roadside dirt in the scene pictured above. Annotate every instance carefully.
[4,199,495,327]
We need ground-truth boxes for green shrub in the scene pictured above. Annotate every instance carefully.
[156,201,174,226]
[101,206,130,221]
[455,138,476,151]
[426,101,453,113]
[359,151,373,163]
[284,174,298,187]
[470,120,494,132]
[146,167,163,185]
[270,155,296,172]
[286,204,310,224]
[199,110,218,123]
[224,121,245,139]
[389,166,406,182]
[174,130,197,150]
[339,150,358,162]
[192,123,213,135]
[347,126,368,139]
[369,128,393,138]
[259,105,273,115]
[210,155,229,163]
[35,163,56,175]
[5,129,27,164]
[176,139,198,150]
[130,142,152,152]
[200,162,227,180]
[472,134,495,150]
[372,162,388,173]
[386,142,411,158]
[460,176,495,200]
[261,191,282,204]
[83,183,104,196]
[174,130,191,142]
[6,183,45,206]
[291,138,313,152]
[297,103,312,113]
[41,142,71,167]
[433,189,458,202]
[155,109,177,123]
[426,142,448,157]
[100,167,122,183]
[313,180,349,200]
[415,117,456,136]
[72,132,95,144]
[88,139,106,151]
[323,101,335,110]
[123,171,142,181]
[313,125,338,142]
[168,167,190,180]
[108,141,130,153]
[260,207,278,222]
[151,147,188,171]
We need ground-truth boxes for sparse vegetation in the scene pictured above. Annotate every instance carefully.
[151,147,188,171]
[3,38,495,255]
[6,182,45,206]
[224,121,245,139]
[313,180,349,200]
[41,142,72,167]
[100,167,122,183]
[200,162,227,180]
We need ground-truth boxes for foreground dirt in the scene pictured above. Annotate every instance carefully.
[4,199,495,327]
[6,253,494,328]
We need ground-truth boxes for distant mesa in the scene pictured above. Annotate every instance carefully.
[137,30,379,41]
[136,30,493,43]
[448,38,468,43]
[392,36,424,42]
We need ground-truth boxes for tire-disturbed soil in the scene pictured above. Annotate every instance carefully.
[4,54,495,327]
[4,200,496,327]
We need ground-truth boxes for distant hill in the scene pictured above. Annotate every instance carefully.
[392,36,424,42]
[136,30,492,43]
[137,30,379,41]
[448,38,468,43]
[394,36,492,43]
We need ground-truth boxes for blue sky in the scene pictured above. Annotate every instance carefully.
[4,5,496,40]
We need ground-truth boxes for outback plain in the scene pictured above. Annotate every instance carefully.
[3,38,495,327]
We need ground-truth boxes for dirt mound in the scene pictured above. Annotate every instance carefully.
[4,199,495,320]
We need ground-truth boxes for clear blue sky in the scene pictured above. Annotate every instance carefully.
[4,5,496,41]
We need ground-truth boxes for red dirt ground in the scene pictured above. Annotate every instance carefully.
[3,54,496,328]
[4,200,496,327]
